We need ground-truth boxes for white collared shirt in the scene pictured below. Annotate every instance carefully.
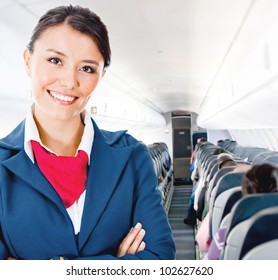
[24,107,94,234]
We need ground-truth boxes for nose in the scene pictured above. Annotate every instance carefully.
[59,67,78,89]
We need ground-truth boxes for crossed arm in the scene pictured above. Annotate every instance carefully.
[6,222,145,260]
[117,222,146,257]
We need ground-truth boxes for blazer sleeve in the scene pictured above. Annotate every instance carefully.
[0,201,9,259]
[126,143,176,259]
[72,143,176,260]
[0,236,8,259]
[0,225,8,259]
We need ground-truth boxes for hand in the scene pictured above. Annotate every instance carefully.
[117,222,146,257]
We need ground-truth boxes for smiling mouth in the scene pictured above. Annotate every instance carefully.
[47,90,77,104]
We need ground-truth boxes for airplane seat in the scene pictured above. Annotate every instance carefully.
[240,207,278,259]
[210,186,242,240]
[246,148,269,163]
[232,146,247,159]
[222,193,278,259]
[201,154,217,175]
[263,156,278,167]
[199,148,217,169]
[195,147,217,178]
[234,160,250,166]
[231,147,273,164]
[193,143,210,165]
[227,145,238,154]
[242,240,278,260]
[219,140,238,152]
[203,157,218,179]
[196,158,221,221]
[241,147,268,162]
[222,188,242,219]
[261,152,278,162]
[148,142,174,213]
[239,148,253,161]
[198,145,217,161]
[205,166,236,206]
[206,162,220,184]
[209,172,245,239]
[252,151,278,164]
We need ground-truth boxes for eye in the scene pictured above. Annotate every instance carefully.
[48,57,62,65]
[80,66,95,74]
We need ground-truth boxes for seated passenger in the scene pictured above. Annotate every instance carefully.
[213,148,226,155]
[183,138,207,226]
[197,153,237,221]
[207,163,278,260]
[217,153,237,170]
[195,154,238,252]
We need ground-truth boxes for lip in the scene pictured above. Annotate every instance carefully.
[47,90,78,105]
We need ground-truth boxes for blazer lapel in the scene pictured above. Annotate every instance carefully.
[1,121,66,211]
[2,150,67,212]
[78,135,133,250]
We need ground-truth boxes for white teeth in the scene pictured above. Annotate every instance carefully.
[49,91,75,102]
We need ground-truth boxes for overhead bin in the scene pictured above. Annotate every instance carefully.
[197,0,278,130]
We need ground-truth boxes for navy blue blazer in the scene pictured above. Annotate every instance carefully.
[0,118,175,260]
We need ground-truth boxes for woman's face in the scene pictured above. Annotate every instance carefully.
[24,24,105,122]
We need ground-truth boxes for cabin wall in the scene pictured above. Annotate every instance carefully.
[207,129,233,145]
[228,128,278,152]
[205,128,278,152]
[130,112,173,158]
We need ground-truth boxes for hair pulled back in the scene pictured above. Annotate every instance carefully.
[27,5,111,68]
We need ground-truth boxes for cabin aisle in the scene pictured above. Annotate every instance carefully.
[168,184,196,260]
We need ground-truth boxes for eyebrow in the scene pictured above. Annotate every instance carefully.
[45,48,100,66]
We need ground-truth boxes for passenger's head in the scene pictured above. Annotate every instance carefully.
[242,163,278,195]
[217,153,236,169]
[197,137,207,143]
[213,148,226,155]
[26,5,111,68]
[216,139,224,146]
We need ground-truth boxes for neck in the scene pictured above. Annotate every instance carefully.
[33,110,85,156]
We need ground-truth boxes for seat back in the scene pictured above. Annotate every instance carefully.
[263,156,278,166]
[228,193,278,230]
[211,186,242,239]
[240,207,278,259]
[242,240,278,260]
[252,151,278,164]
[222,189,242,219]
[222,194,278,259]
[209,172,245,239]
[205,166,236,205]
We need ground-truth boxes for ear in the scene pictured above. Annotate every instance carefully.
[23,48,32,77]
[101,68,106,78]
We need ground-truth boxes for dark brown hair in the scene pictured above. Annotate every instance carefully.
[242,163,278,195]
[27,5,111,68]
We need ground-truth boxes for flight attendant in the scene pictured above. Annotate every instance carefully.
[0,5,175,260]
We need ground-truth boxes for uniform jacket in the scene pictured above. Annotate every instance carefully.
[0,118,175,260]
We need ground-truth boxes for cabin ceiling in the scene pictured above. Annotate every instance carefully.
[0,0,275,116]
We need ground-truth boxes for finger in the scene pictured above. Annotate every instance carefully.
[117,222,142,257]
[118,228,146,257]
[137,241,146,252]
[126,228,146,255]
[120,222,142,248]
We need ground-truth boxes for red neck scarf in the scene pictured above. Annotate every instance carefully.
[31,140,88,208]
